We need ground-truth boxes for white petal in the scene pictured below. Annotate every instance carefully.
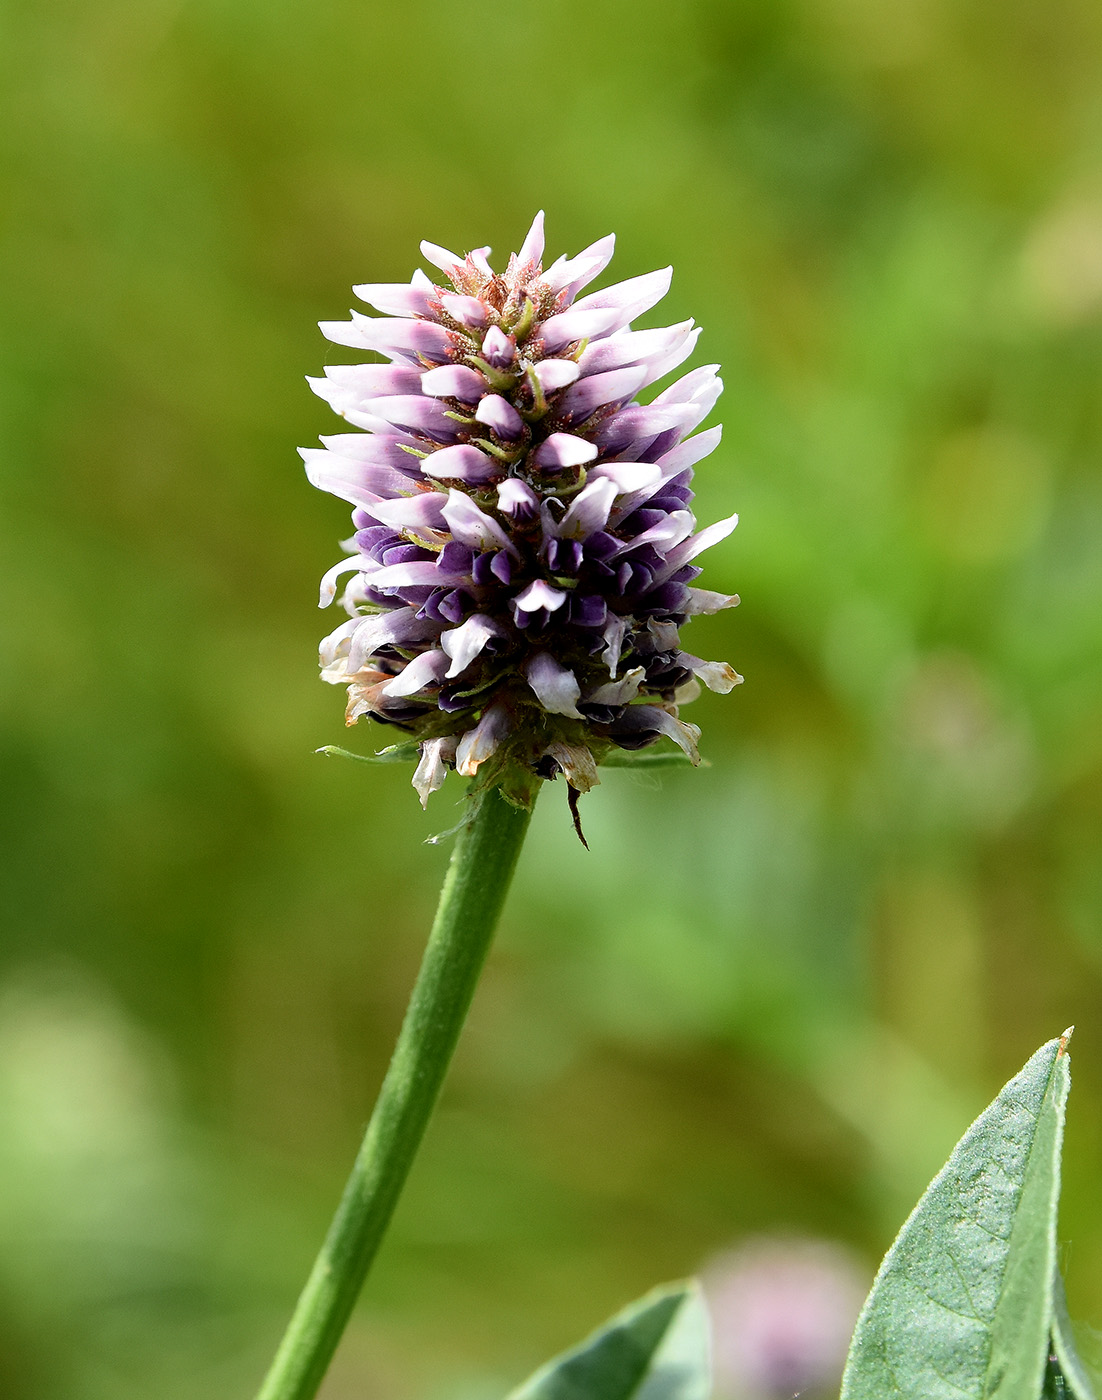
[588,461,662,494]
[421,444,499,483]
[543,741,600,792]
[421,365,487,400]
[364,493,447,533]
[441,489,517,555]
[347,607,437,670]
[455,703,510,777]
[352,282,436,317]
[440,614,505,678]
[601,616,628,677]
[611,508,696,556]
[683,587,740,615]
[420,240,464,274]
[317,556,368,607]
[688,659,743,694]
[532,432,599,470]
[524,653,583,718]
[658,512,739,576]
[513,580,567,613]
[558,478,618,540]
[368,559,470,591]
[542,233,617,298]
[539,307,622,353]
[413,736,457,809]
[381,649,449,697]
[572,267,672,326]
[585,667,645,706]
[532,358,581,393]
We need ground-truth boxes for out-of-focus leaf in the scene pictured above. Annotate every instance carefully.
[599,749,700,770]
[315,743,420,764]
[841,1033,1072,1400]
[506,1281,709,1400]
[1052,1271,1099,1400]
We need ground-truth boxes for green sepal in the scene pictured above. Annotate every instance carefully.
[315,743,420,765]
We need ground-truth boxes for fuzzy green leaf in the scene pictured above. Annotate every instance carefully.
[506,1281,709,1400]
[841,1032,1072,1400]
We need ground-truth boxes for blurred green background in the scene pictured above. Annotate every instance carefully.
[3,0,1102,1394]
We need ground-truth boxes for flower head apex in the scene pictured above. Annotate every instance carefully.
[303,213,740,810]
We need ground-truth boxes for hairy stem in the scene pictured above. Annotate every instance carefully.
[255,785,534,1400]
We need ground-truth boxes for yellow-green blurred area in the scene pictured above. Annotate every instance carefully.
[3,0,1102,1394]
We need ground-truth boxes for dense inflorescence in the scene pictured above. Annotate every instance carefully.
[302,213,740,809]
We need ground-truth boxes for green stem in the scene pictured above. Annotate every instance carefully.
[255,785,534,1400]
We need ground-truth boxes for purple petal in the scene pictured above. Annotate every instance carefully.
[532,432,599,471]
[538,307,622,354]
[441,489,518,555]
[421,444,499,483]
[475,394,525,439]
[352,282,436,317]
[524,652,583,718]
[317,433,425,468]
[595,403,697,456]
[314,364,424,397]
[481,325,516,368]
[654,512,740,579]
[300,449,419,509]
[366,559,471,592]
[359,395,459,440]
[440,293,491,329]
[421,364,487,401]
[612,508,695,556]
[557,365,648,421]
[513,580,568,613]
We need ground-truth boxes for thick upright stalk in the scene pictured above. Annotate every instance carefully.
[256,785,534,1400]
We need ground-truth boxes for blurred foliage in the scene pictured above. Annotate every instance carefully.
[2,0,1102,1395]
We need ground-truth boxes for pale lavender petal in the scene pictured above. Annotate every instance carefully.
[619,706,701,763]
[317,555,368,607]
[558,478,618,540]
[684,587,740,615]
[440,293,491,328]
[421,364,487,400]
[316,364,424,396]
[475,394,524,439]
[352,282,436,317]
[496,478,540,518]
[382,648,449,697]
[359,395,459,439]
[321,313,455,363]
[542,233,616,297]
[600,616,628,676]
[319,615,362,668]
[638,325,702,387]
[516,211,545,268]
[363,493,448,533]
[595,403,697,455]
[441,613,506,678]
[317,433,425,468]
[538,306,622,354]
[577,322,695,377]
[456,702,510,777]
[651,364,723,431]
[557,365,648,420]
[612,508,695,556]
[367,559,470,591]
[585,666,645,705]
[655,512,740,579]
[300,449,416,508]
[532,432,599,470]
[442,489,518,555]
[524,652,583,718]
[421,444,499,483]
[413,736,457,808]
[572,267,672,327]
[420,240,464,275]
[513,580,568,613]
[481,325,516,368]
[532,358,581,393]
[608,426,723,521]
[348,607,438,670]
[468,246,494,277]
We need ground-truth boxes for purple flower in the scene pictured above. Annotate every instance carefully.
[302,213,741,808]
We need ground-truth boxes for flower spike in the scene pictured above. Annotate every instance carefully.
[303,216,740,809]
